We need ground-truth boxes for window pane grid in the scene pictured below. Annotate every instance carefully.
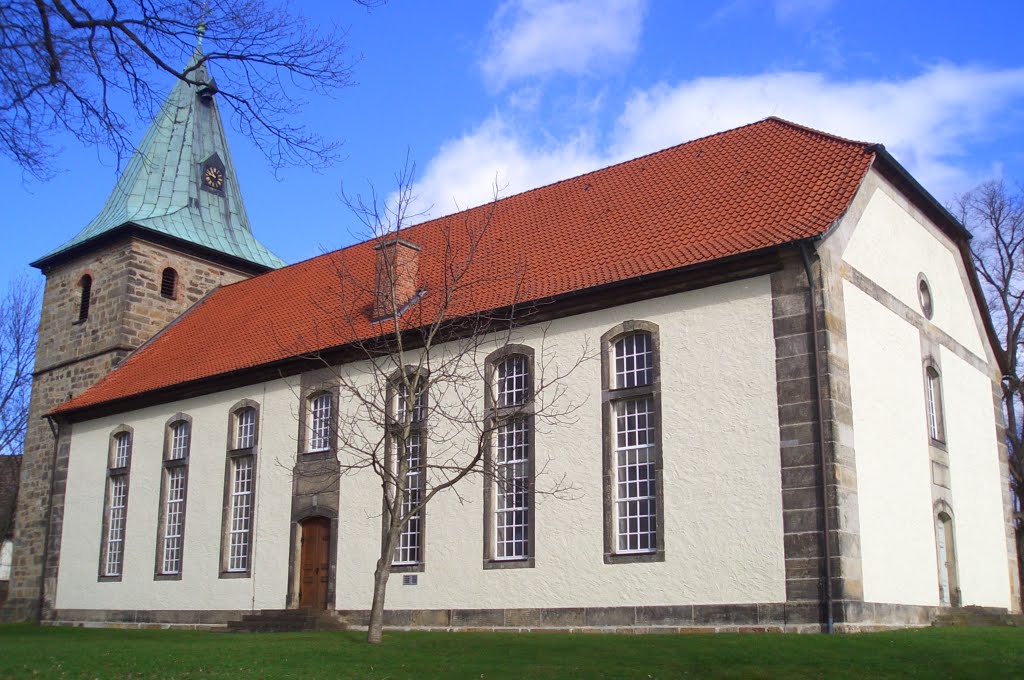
[105,476,127,576]
[236,408,256,449]
[308,394,331,451]
[161,467,186,574]
[497,356,528,407]
[397,382,427,423]
[228,456,254,572]
[614,397,656,553]
[169,422,189,460]
[614,333,653,389]
[114,433,131,468]
[394,434,423,565]
[495,418,529,559]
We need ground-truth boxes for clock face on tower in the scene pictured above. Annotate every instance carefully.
[203,165,225,190]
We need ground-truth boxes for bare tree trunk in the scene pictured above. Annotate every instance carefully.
[368,520,405,644]
[367,554,392,645]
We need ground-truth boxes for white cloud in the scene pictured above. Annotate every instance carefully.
[409,65,1024,220]
[481,0,647,90]
[612,66,1024,198]
[406,116,600,218]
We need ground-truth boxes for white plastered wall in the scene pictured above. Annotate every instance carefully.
[837,176,1010,609]
[941,347,1012,607]
[56,275,786,612]
[336,277,784,610]
[843,281,938,604]
[841,188,985,357]
[56,383,295,611]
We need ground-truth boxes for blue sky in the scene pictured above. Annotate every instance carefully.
[4,0,1024,294]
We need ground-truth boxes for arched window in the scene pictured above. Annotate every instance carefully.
[160,268,178,300]
[233,406,257,450]
[601,321,664,564]
[925,364,945,443]
[100,427,133,579]
[935,504,960,606]
[157,416,191,577]
[222,400,260,577]
[77,275,92,322]
[306,392,333,453]
[484,346,535,568]
[388,369,428,570]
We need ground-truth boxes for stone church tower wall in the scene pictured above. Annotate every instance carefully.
[2,237,254,620]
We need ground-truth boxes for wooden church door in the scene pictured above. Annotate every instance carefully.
[299,517,331,609]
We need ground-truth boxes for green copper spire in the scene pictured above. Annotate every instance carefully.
[34,48,285,270]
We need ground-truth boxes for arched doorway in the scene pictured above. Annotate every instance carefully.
[935,510,960,607]
[299,517,331,609]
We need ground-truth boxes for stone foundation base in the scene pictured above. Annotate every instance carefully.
[40,601,1006,633]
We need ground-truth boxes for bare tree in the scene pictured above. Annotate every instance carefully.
[1,0,384,179]
[956,179,1024,610]
[0,276,39,458]
[0,276,38,551]
[292,161,589,644]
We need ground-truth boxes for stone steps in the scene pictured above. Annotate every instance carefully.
[224,608,347,633]
[931,606,1024,628]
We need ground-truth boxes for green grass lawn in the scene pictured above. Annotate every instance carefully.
[0,624,1021,679]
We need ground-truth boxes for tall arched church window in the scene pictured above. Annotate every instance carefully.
[221,400,260,577]
[156,416,191,578]
[484,346,536,568]
[99,427,133,579]
[387,369,428,571]
[601,321,664,564]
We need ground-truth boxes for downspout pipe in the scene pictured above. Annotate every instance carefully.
[798,240,835,634]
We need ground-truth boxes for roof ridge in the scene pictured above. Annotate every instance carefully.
[195,116,875,297]
[763,116,873,148]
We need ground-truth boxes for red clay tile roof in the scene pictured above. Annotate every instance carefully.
[54,117,875,415]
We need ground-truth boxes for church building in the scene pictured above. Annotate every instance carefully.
[2,53,1019,632]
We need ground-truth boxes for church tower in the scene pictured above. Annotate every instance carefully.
[2,50,283,621]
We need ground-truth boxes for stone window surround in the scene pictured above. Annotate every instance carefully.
[296,384,340,461]
[98,425,133,582]
[917,272,934,320]
[227,399,261,451]
[159,266,179,301]
[933,499,961,607]
[154,413,192,581]
[922,356,947,447]
[384,366,430,574]
[600,320,666,565]
[482,344,537,570]
[219,399,261,579]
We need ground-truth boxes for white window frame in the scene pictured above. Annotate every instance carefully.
[389,370,428,570]
[227,455,254,573]
[307,392,333,453]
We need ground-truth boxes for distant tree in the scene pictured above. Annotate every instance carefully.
[1,0,384,178]
[295,160,588,644]
[0,454,20,544]
[0,276,38,458]
[956,179,1024,610]
[0,276,38,547]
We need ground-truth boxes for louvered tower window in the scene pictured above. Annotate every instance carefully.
[160,268,178,300]
[78,275,92,322]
